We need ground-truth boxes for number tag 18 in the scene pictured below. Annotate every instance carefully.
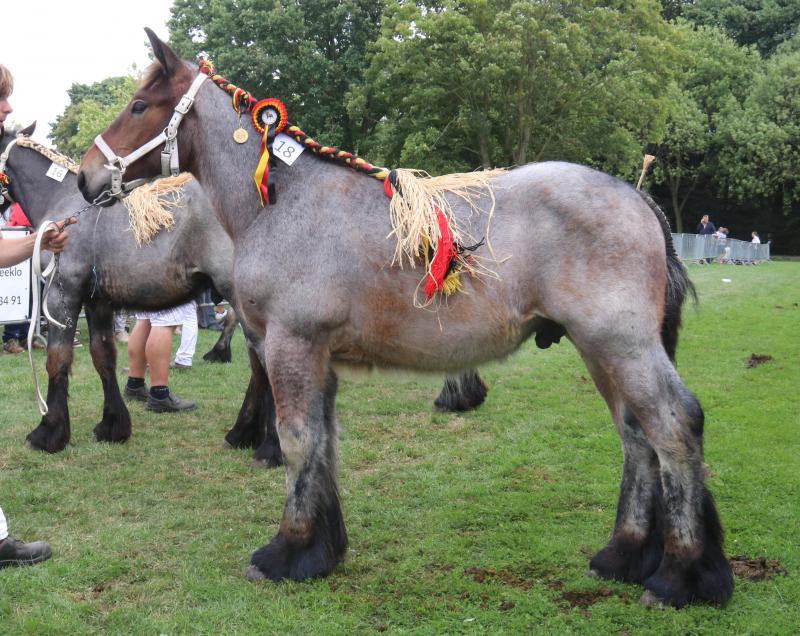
[271,133,305,166]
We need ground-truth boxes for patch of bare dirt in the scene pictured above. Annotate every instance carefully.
[499,600,515,611]
[729,555,787,581]
[463,566,536,590]
[746,354,774,368]
[560,588,614,609]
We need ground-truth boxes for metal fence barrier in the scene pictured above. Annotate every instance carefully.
[671,234,770,264]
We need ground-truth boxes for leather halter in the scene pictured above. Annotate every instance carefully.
[93,72,207,198]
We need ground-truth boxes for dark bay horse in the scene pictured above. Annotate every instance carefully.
[0,125,483,460]
[77,31,733,607]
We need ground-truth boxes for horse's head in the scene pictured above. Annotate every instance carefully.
[78,28,198,206]
[0,121,36,212]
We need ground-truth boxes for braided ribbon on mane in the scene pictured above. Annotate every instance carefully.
[197,58,461,299]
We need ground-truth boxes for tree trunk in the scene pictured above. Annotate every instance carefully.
[669,176,684,233]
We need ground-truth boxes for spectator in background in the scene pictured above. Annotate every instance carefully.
[697,214,717,263]
[751,231,761,244]
[170,300,198,370]
[697,214,716,236]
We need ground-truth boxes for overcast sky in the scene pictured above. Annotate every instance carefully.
[4,1,173,145]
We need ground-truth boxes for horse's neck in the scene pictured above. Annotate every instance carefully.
[186,89,291,239]
[11,149,75,227]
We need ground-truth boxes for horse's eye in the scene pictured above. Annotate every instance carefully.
[131,100,148,115]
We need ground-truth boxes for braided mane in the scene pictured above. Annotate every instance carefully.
[14,136,79,174]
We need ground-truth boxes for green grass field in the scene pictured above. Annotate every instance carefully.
[1,262,798,635]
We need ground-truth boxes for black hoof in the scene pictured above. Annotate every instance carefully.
[93,419,131,444]
[203,347,232,363]
[589,534,663,584]
[642,549,733,608]
[248,531,344,582]
[434,371,488,412]
[253,440,283,469]
[224,426,262,450]
[25,425,69,454]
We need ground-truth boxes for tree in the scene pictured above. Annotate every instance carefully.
[168,0,385,150]
[681,0,800,57]
[716,46,800,251]
[354,0,677,176]
[650,22,759,232]
[49,76,138,159]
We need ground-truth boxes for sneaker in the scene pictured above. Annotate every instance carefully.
[3,339,24,354]
[0,536,53,568]
[73,338,83,348]
[146,392,196,413]
[169,361,192,370]
[124,384,150,402]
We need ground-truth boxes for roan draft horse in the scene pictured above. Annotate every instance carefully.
[0,125,485,461]
[77,30,734,608]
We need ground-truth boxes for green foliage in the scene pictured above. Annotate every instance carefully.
[49,76,138,160]
[682,0,800,57]
[718,47,800,202]
[168,0,385,149]
[651,22,760,231]
[0,263,799,632]
[356,0,676,176]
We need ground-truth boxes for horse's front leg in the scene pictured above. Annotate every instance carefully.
[85,302,131,443]
[246,326,346,581]
[25,298,81,453]
[224,342,282,468]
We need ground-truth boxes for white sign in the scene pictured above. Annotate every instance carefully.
[46,162,69,182]
[0,230,32,323]
[272,133,305,166]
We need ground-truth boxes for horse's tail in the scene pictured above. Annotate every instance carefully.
[637,190,697,362]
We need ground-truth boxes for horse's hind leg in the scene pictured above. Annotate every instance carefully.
[86,302,132,443]
[246,326,346,581]
[434,369,488,412]
[581,358,663,584]
[203,308,237,363]
[581,341,732,607]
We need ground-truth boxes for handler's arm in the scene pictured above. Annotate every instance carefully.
[0,232,37,268]
[0,218,74,268]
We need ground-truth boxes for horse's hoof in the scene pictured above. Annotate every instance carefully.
[586,568,599,579]
[639,590,665,608]
[245,565,266,581]
[223,440,234,450]
[253,456,282,470]
[24,440,37,450]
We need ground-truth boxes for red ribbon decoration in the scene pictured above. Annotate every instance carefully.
[383,176,458,299]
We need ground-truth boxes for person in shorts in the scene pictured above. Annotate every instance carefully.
[123,301,196,412]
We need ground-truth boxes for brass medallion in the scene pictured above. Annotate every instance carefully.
[233,127,249,144]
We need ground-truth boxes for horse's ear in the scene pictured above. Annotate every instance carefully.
[20,121,36,136]
[145,27,181,76]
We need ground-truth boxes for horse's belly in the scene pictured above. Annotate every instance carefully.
[331,288,535,372]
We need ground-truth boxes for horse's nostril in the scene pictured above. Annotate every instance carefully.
[77,172,86,191]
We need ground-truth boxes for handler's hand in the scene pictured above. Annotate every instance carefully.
[40,217,76,254]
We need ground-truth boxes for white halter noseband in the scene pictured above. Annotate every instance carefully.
[93,72,207,198]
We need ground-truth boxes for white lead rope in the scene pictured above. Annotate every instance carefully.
[27,220,69,416]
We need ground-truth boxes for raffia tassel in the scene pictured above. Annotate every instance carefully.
[124,173,193,245]
[387,167,506,269]
[441,270,464,296]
